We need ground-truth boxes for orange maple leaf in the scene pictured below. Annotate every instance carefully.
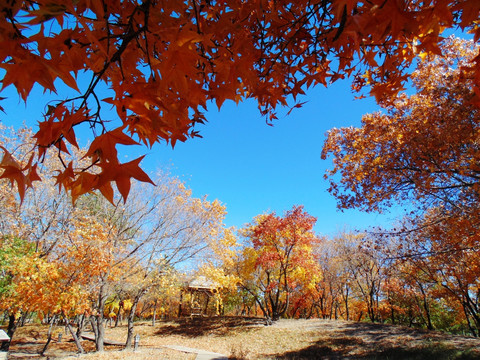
[0,149,41,202]
[85,127,139,163]
[96,156,155,202]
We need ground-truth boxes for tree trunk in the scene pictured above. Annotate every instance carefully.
[344,286,350,321]
[40,315,56,356]
[96,313,105,352]
[94,283,107,352]
[152,300,157,326]
[125,302,137,349]
[19,312,29,327]
[390,303,395,325]
[419,284,433,330]
[89,316,98,340]
[76,314,86,340]
[65,318,85,354]
[0,313,16,351]
[115,301,124,327]
[125,290,145,349]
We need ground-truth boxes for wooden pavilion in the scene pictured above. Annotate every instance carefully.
[178,276,221,318]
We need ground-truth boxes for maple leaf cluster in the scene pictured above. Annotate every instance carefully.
[1,0,479,200]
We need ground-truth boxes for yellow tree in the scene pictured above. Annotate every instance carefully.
[74,171,227,350]
[0,236,56,350]
[0,220,113,353]
[199,227,250,316]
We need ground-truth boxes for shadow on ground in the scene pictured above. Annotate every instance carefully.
[155,316,265,337]
[274,335,480,360]
[339,321,431,342]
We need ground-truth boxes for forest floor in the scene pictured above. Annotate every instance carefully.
[3,316,480,359]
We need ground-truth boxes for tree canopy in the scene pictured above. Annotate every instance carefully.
[1,0,479,200]
[322,37,480,214]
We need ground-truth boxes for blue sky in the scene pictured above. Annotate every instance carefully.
[147,81,403,236]
[0,74,403,237]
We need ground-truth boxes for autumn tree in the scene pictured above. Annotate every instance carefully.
[0,123,227,352]
[199,227,245,315]
[392,210,480,336]
[307,234,358,320]
[384,261,439,329]
[0,226,109,353]
[0,237,52,350]
[1,1,480,201]
[322,37,480,330]
[63,170,227,351]
[237,205,320,321]
[0,126,108,352]
[322,37,480,215]
[111,178,226,349]
[0,125,78,253]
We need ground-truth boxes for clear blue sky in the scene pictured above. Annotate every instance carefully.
[146,81,403,236]
[0,75,403,237]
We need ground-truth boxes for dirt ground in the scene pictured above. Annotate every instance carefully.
[4,317,480,359]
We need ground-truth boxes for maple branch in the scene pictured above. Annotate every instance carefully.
[255,2,328,88]
[191,0,202,35]
[2,5,25,40]
[77,4,150,111]
[389,244,480,262]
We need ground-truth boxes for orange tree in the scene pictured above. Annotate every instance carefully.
[1,1,480,201]
[237,205,320,321]
[394,210,480,336]
[322,36,480,332]
[322,37,479,215]
[0,232,102,352]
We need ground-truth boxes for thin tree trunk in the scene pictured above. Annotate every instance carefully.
[40,315,56,356]
[344,286,350,321]
[462,301,479,337]
[115,301,124,327]
[95,283,107,352]
[418,283,433,330]
[65,317,85,354]
[152,300,157,326]
[125,289,147,349]
[76,314,86,340]
[89,316,98,340]
[19,312,29,327]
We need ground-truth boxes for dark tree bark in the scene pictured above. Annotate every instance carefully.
[0,313,16,351]
[125,289,146,349]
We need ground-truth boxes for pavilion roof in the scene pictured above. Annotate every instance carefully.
[186,275,219,290]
